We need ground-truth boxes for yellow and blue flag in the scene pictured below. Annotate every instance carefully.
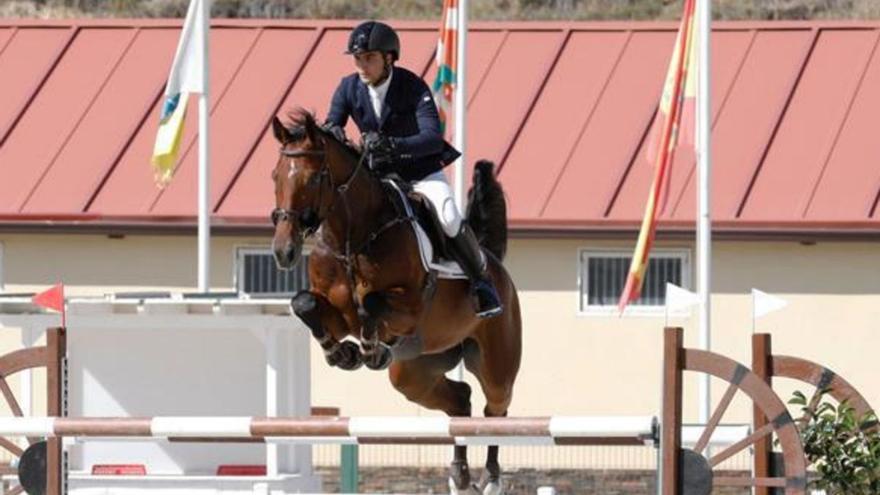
[152,0,208,187]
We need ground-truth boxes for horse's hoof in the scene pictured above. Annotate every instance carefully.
[477,469,503,495]
[363,346,392,370]
[447,477,481,495]
[330,341,363,371]
[481,480,503,495]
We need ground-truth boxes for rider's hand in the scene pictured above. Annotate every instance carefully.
[322,122,347,144]
[363,132,397,173]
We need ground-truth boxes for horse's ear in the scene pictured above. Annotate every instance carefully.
[304,114,319,144]
[272,116,288,144]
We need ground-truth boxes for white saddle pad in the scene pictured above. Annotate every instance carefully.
[384,180,467,280]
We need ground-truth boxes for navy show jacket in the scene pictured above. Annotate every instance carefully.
[325,66,461,182]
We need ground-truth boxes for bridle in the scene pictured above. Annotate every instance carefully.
[271,133,414,284]
[270,140,366,239]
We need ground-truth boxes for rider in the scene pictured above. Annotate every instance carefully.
[323,20,502,319]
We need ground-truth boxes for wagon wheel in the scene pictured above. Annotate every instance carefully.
[0,328,65,495]
[771,355,875,429]
[679,349,808,494]
[0,346,54,495]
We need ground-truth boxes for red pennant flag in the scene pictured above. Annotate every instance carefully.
[32,283,66,326]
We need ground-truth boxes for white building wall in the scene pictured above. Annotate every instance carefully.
[0,233,877,468]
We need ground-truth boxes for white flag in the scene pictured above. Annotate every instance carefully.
[152,0,209,185]
[666,283,699,313]
[166,0,208,95]
[752,289,788,319]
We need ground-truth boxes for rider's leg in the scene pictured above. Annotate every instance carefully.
[412,171,503,318]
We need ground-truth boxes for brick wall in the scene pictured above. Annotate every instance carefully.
[315,467,752,494]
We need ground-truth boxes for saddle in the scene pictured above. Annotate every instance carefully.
[381,178,467,280]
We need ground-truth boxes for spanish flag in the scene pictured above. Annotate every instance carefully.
[151,0,208,187]
[432,0,458,136]
[618,0,698,313]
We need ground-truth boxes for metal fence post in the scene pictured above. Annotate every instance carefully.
[340,444,359,493]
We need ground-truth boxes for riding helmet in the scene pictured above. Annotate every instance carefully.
[345,21,400,61]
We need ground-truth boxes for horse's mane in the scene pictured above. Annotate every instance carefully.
[284,108,362,160]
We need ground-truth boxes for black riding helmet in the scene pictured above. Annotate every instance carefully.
[345,21,400,62]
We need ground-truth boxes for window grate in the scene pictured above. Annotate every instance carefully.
[236,248,309,297]
[580,250,688,311]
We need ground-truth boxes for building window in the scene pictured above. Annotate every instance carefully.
[235,247,309,297]
[578,249,691,314]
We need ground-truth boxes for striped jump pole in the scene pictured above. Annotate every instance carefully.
[0,416,658,446]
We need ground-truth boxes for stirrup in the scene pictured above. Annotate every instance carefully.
[476,305,503,319]
[472,280,503,319]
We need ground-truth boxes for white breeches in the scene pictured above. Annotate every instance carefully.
[412,171,462,237]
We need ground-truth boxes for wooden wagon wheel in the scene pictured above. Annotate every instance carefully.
[662,327,808,495]
[751,333,877,495]
[767,354,874,426]
[0,328,65,495]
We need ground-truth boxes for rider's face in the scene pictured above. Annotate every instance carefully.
[354,51,390,86]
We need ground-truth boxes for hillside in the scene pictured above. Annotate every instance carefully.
[1,0,878,21]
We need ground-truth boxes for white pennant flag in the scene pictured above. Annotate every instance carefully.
[666,283,699,313]
[752,289,788,319]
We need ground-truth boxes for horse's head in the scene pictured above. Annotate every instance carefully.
[270,110,330,270]
[270,109,362,270]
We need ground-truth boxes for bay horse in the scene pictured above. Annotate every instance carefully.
[270,110,521,494]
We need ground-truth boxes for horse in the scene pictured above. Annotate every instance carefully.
[270,109,522,494]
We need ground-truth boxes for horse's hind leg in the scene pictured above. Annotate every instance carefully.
[465,320,522,495]
[290,291,362,370]
[387,349,477,492]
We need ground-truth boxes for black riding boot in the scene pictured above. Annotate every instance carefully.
[448,225,503,318]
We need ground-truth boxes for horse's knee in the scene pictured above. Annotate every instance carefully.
[291,291,323,337]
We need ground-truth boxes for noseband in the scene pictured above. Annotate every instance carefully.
[271,148,330,236]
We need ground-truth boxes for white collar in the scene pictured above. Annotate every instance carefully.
[367,67,393,98]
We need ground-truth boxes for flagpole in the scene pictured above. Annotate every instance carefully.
[696,0,712,424]
[197,0,211,293]
[453,0,467,382]
[453,0,467,213]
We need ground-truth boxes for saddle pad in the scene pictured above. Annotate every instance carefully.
[383,180,467,280]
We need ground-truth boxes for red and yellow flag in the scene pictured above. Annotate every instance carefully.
[618,0,699,313]
[432,0,458,136]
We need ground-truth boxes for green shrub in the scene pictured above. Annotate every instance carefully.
[789,390,880,494]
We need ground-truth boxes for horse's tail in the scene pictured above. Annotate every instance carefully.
[465,160,508,261]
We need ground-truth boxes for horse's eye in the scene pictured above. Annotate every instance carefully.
[307,173,321,187]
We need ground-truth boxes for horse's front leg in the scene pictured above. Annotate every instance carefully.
[290,290,363,371]
[359,288,424,370]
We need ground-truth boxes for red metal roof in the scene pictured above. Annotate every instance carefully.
[0,19,879,235]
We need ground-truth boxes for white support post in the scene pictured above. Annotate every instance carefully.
[696,0,713,425]
[196,0,211,293]
[20,326,37,418]
[265,328,279,477]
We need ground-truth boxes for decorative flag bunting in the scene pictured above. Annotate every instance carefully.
[432,0,458,136]
[618,0,698,314]
[151,0,209,187]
